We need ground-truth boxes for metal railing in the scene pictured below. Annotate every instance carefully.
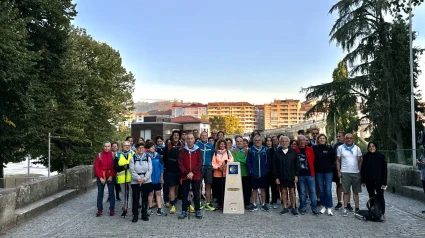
[0,177,42,188]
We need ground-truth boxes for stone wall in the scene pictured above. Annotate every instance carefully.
[387,163,424,201]
[0,165,94,232]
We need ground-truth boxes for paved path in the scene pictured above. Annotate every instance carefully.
[2,186,425,238]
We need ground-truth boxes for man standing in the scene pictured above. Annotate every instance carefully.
[273,136,299,216]
[163,130,183,214]
[333,131,349,210]
[193,129,200,141]
[211,129,218,140]
[310,128,319,146]
[178,134,203,219]
[247,136,270,212]
[231,135,250,208]
[295,135,319,215]
[196,131,215,211]
[111,142,121,201]
[180,130,188,144]
[94,142,117,217]
[337,133,362,217]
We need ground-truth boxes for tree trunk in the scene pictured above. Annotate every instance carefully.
[394,128,406,164]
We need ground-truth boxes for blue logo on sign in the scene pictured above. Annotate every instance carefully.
[228,165,238,175]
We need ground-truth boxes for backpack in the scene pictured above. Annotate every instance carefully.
[417,130,425,145]
[355,197,382,222]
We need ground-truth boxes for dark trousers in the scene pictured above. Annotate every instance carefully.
[366,182,386,215]
[163,173,170,203]
[422,180,425,193]
[266,173,279,204]
[114,183,121,198]
[182,179,201,211]
[97,178,115,210]
[242,176,251,206]
[213,177,226,206]
[131,183,153,215]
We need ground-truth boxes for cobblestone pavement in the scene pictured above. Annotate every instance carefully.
[2,185,425,238]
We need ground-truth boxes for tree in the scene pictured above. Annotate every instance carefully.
[223,115,244,134]
[209,116,225,132]
[200,114,208,121]
[302,0,424,164]
[0,0,37,182]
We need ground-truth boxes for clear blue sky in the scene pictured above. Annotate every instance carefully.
[72,0,425,104]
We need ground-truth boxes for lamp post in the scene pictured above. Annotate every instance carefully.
[408,0,416,167]
[48,133,67,177]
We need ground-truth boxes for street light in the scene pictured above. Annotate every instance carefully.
[408,0,416,167]
[48,133,66,177]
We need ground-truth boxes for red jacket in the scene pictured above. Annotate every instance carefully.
[295,146,315,177]
[178,146,202,180]
[94,151,117,179]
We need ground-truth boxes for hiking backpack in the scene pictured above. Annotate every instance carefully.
[355,197,382,222]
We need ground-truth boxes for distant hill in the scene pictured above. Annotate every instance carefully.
[134,101,174,112]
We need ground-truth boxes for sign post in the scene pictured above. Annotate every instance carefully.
[223,162,245,214]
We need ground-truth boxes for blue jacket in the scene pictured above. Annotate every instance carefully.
[147,152,164,184]
[247,145,270,178]
[196,141,214,168]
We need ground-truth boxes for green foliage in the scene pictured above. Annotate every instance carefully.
[0,0,135,177]
[302,0,424,164]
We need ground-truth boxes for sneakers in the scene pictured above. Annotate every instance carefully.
[165,202,171,208]
[327,208,333,216]
[157,208,167,216]
[178,211,187,219]
[291,208,299,216]
[189,205,195,213]
[300,210,306,215]
[132,215,138,223]
[116,197,121,201]
[249,204,258,212]
[320,207,326,214]
[346,203,354,212]
[141,213,149,221]
[109,209,114,216]
[355,208,360,213]
[272,203,278,209]
[120,209,127,218]
[195,210,202,219]
[280,208,289,215]
[96,209,102,217]
[170,205,176,214]
[334,202,343,210]
[343,209,348,217]
[261,204,270,212]
[312,210,320,216]
[147,209,153,216]
[200,203,204,210]
[216,204,223,210]
[205,203,216,211]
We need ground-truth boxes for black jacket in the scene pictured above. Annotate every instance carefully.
[361,152,387,185]
[313,145,335,174]
[163,141,183,173]
[272,147,300,181]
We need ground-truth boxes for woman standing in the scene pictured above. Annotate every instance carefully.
[111,142,121,201]
[313,134,335,215]
[155,136,169,208]
[212,139,234,210]
[361,142,387,221]
[129,142,153,222]
[265,137,279,209]
[146,141,167,216]
[290,140,298,150]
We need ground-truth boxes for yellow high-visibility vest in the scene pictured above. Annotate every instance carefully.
[116,151,135,184]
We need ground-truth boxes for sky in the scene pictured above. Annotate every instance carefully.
[72,0,425,105]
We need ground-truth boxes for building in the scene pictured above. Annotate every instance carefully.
[264,100,301,130]
[207,102,255,133]
[171,103,207,119]
[135,110,172,122]
[254,105,265,131]
[171,116,210,135]
[131,122,183,141]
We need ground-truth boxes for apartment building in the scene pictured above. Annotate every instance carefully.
[264,100,301,130]
[255,105,265,131]
[207,102,255,133]
[171,103,207,119]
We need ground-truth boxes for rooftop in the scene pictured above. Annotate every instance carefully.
[208,102,253,107]
[171,115,210,124]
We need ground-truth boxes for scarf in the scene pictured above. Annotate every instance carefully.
[216,149,227,155]
[236,147,245,153]
[343,143,355,154]
[184,144,199,153]
[155,144,165,150]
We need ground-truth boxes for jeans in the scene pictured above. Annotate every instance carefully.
[316,172,333,208]
[182,179,201,211]
[298,176,317,212]
[96,177,115,210]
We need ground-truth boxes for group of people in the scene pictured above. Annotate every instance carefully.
[94,128,389,222]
